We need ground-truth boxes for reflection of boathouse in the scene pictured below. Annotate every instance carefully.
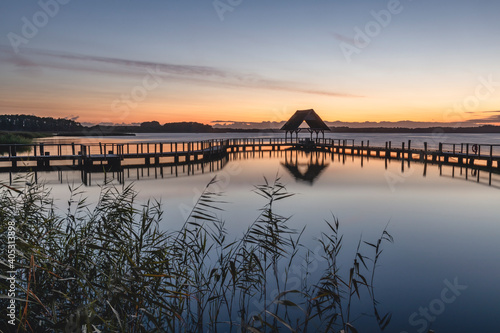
[281,109,331,142]
[281,150,329,185]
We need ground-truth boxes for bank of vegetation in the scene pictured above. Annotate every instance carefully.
[0,176,393,332]
[0,132,51,144]
[0,131,52,155]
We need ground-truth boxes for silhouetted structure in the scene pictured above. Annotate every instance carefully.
[281,109,330,141]
[281,150,329,184]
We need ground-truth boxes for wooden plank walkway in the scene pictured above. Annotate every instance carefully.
[1,138,499,172]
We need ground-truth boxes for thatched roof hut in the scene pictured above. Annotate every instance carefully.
[281,109,330,141]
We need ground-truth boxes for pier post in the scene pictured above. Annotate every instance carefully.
[77,145,83,167]
[466,143,469,165]
[436,142,443,162]
[10,145,17,168]
[488,145,493,168]
[83,145,92,169]
[408,140,411,160]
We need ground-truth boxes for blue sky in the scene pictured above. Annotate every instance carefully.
[0,0,499,126]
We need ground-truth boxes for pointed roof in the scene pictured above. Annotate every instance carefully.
[280,109,330,131]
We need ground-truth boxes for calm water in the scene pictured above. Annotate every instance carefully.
[3,133,500,332]
[35,131,500,149]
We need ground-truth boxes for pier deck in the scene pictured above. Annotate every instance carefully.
[1,138,499,172]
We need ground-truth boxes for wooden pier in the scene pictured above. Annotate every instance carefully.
[1,138,500,173]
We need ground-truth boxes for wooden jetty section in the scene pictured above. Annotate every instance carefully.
[0,139,229,172]
[228,148,500,188]
[1,138,500,173]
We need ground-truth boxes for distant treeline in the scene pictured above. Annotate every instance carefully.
[2,114,500,134]
[0,114,273,135]
[0,115,83,132]
[0,115,216,134]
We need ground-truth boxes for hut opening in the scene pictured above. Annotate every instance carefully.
[280,109,330,142]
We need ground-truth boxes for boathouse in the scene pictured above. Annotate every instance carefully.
[280,109,330,142]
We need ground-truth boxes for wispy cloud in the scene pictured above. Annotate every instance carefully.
[464,111,500,124]
[332,32,355,45]
[0,45,362,98]
[464,110,500,114]
[63,115,80,121]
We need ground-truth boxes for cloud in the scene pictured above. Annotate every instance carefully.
[64,115,80,121]
[464,110,500,114]
[464,112,500,124]
[332,32,355,45]
[462,110,500,124]
[0,45,362,98]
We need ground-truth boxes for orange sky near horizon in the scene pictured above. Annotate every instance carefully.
[1,1,499,127]
[1,66,499,126]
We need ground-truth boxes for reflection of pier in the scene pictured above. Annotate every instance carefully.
[1,138,500,187]
[281,150,329,184]
[79,155,229,186]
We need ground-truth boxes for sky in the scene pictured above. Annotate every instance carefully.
[0,0,499,127]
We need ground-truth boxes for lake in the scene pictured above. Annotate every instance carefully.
[3,132,500,332]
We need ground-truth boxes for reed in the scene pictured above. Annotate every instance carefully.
[0,132,50,155]
[0,175,393,332]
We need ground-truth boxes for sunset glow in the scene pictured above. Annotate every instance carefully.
[1,0,500,127]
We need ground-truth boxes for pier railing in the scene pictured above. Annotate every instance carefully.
[0,139,229,158]
[440,142,500,157]
[1,138,499,171]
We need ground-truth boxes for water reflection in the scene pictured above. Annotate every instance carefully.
[77,156,229,186]
[2,143,499,332]
[2,149,500,189]
[281,149,329,185]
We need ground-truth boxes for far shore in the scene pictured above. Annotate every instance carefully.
[2,126,500,146]
[49,125,500,136]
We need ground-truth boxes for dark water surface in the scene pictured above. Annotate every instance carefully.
[3,133,500,332]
